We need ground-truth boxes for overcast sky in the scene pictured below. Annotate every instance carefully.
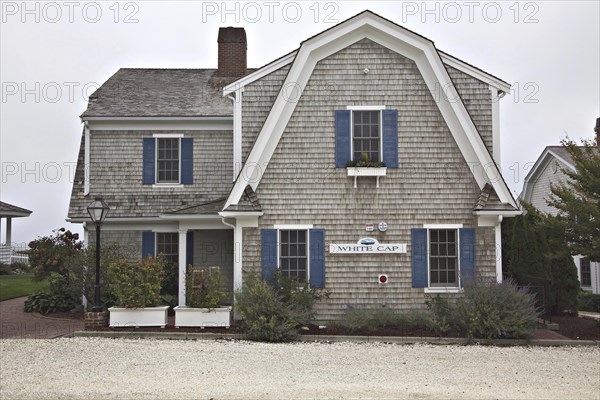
[1,0,599,246]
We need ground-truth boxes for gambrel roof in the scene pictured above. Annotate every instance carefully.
[224,10,518,212]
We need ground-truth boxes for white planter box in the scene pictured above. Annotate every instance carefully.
[174,306,232,328]
[108,306,169,328]
[346,167,387,188]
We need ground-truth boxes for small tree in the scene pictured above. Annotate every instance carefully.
[28,228,83,281]
[548,137,600,262]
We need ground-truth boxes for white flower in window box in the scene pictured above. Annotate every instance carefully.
[346,153,387,188]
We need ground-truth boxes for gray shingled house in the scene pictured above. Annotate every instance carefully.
[68,11,520,320]
[521,143,600,294]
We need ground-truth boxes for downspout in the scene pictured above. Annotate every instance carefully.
[227,89,243,182]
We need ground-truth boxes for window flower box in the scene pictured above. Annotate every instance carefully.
[347,167,387,188]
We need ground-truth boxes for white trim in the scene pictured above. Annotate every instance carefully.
[490,86,501,165]
[84,124,90,195]
[223,52,297,96]
[222,37,510,97]
[424,287,462,294]
[495,222,503,283]
[84,116,233,121]
[346,105,386,110]
[86,119,232,131]
[152,133,185,138]
[218,211,264,218]
[232,89,243,181]
[277,228,311,284]
[152,184,184,189]
[423,223,463,229]
[159,214,223,221]
[440,53,511,93]
[224,11,517,209]
[274,224,314,230]
[177,228,187,306]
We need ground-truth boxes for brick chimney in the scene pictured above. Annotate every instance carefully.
[595,117,599,145]
[217,27,247,77]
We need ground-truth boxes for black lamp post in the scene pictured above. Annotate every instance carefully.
[87,197,110,312]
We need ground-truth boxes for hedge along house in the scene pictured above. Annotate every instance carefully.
[68,11,520,320]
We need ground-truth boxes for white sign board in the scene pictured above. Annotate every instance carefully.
[329,238,407,254]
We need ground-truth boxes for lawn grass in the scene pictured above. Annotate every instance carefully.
[0,274,47,302]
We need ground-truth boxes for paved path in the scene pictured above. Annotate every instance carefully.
[0,297,83,339]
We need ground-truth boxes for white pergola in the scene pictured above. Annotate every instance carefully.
[0,201,32,245]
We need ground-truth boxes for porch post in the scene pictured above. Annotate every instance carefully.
[5,217,12,245]
[178,228,188,306]
[495,220,503,283]
[233,223,243,292]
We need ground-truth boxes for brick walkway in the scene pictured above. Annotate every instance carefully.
[0,297,84,339]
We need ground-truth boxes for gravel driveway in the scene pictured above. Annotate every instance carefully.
[1,338,598,399]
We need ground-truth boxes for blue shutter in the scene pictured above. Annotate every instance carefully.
[309,229,325,288]
[142,138,155,184]
[411,228,428,288]
[460,228,476,284]
[186,231,194,268]
[382,109,398,168]
[335,110,351,168]
[181,138,193,184]
[142,231,155,259]
[261,229,278,282]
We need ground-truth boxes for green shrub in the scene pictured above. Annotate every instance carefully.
[108,256,166,308]
[186,267,228,309]
[578,291,600,312]
[24,273,80,314]
[427,278,540,339]
[28,228,83,281]
[0,263,13,275]
[235,272,327,342]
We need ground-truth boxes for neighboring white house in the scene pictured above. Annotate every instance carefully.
[521,138,600,294]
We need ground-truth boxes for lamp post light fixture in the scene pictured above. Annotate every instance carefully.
[87,197,110,312]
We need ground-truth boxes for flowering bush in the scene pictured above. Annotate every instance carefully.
[108,256,166,308]
[28,228,83,281]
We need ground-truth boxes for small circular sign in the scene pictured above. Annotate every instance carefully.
[378,221,388,232]
[378,274,388,284]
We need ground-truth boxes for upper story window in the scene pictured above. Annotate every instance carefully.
[335,108,398,168]
[157,138,180,183]
[352,110,381,162]
[143,135,193,186]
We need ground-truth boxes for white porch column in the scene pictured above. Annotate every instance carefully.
[178,228,188,306]
[5,217,12,245]
[233,223,243,292]
[495,220,503,283]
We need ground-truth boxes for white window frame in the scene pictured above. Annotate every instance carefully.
[155,231,179,265]
[346,106,386,163]
[423,224,463,293]
[275,225,313,284]
[153,133,184,186]
[580,258,592,288]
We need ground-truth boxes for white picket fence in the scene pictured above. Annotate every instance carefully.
[0,244,29,265]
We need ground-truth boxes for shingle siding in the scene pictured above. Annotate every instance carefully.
[241,38,496,320]
[241,64,291,164]
[87,230,142,258]
[446,65,494,155]
[68,130,233,219]
[528,157,570,216]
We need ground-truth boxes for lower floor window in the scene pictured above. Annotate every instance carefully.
[429,229,458,287]
[580,258,591,287]
[156,232,178,266]
[279,230,307,282]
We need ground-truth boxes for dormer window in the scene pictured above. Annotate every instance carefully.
[352,110,381,162]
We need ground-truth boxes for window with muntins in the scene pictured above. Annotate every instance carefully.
[429,229,458,287]
[157,138,180,183]
[352,110,381,162]
[279,230,307,282]
[156,232,178,266]
[580,258,592,287]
